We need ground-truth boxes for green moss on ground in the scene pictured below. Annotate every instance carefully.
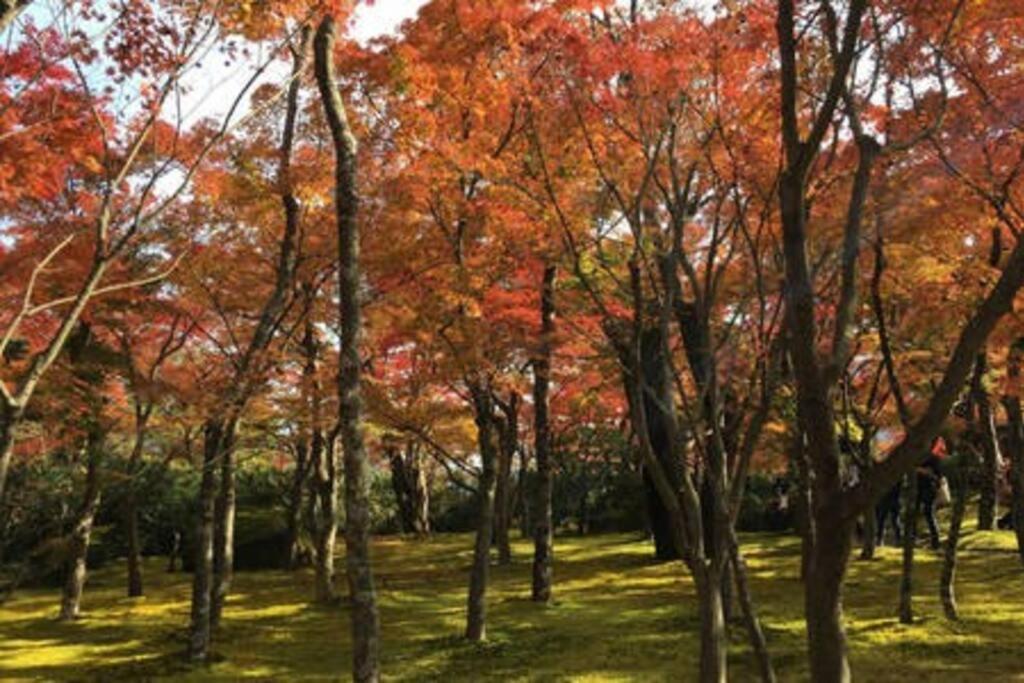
[1,523,1022,681]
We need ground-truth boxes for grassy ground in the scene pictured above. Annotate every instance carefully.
[1,522,1022,681]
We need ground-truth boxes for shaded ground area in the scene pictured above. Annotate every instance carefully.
[1,523,1022,681]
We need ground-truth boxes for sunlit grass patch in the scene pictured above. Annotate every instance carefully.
[1,527,1022,681]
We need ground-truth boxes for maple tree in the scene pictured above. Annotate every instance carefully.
[4,2,1024,682]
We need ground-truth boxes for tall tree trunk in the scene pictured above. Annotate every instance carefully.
[804,519,852,683]
[493,444,512,564]
[388,440,429,536]
[409,444,430,536]
[1004,342,1024,565]
[494,393,518,565]
[312,432,338,603]
[858,441,876,560]
[59,430,102,621]
[286,440,309,569]
[466,386,499,641]
[315,16,380,681]
[898,472,917,624]
[211,425,236,629]
[694,562,727,683]
[974,354,1000,530]
[0,405,22,514]
[125,424,147,597]
[940,456,968,621]
[532,264,556,603]
[188,421,221,661]
[638,325,681,560]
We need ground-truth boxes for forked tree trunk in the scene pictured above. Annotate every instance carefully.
[315,15,380,681]
[188,421,222,661]
[466,387,499,641]
[60,431,102,621]
[898,472,917,624]
[532,265,556,603]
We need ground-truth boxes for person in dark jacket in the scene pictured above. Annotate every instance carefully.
[875,483,902,546]
[915,440,946,550]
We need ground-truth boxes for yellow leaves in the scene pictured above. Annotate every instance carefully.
[884,243,956,285]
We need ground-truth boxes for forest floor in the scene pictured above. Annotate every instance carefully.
[0,523,1022,681]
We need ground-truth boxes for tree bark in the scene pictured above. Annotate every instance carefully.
[388,439,430,536]
[804,520,853,683]
[1004,342,1024,565]
[940,456,967,621]
[694,562,727,683]
[315,15,380,681]
[0,408,18,514]
[494,393,518,565]
[286,440,309,569]
[728,528,776,683]
[974,354,1001,530]
[59,430,102,621]
[898,472,917,624]
[311,432,338,603]
[465,385,499,641]
[211,424,236,629]
[532,264,556,603]
[125,423,147,597]
[188,421,221,661]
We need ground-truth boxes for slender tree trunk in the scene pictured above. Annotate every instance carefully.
[728,528,776,683]
[898,472,917,624]
[188,421,221,661]
[125,425,147,597]
[466,387,499,642]
[804,519,852,683]
[410,445,430,536]
[286,441,309,569]
[493,441,512,564]
[494,394,518,565]
[859,510,876,560]
[315,16,379,681]
[388,440,429,535]
[312,433,338,603]
[940,458,967,621]
[60,431,102,621]
[0,406,21,513]
[858,443,876,560]
[211,425,236,629]
[974,354,1000,530]
[694,562,727,683]
[1004,356,1024,565]
[532,265,555,602]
